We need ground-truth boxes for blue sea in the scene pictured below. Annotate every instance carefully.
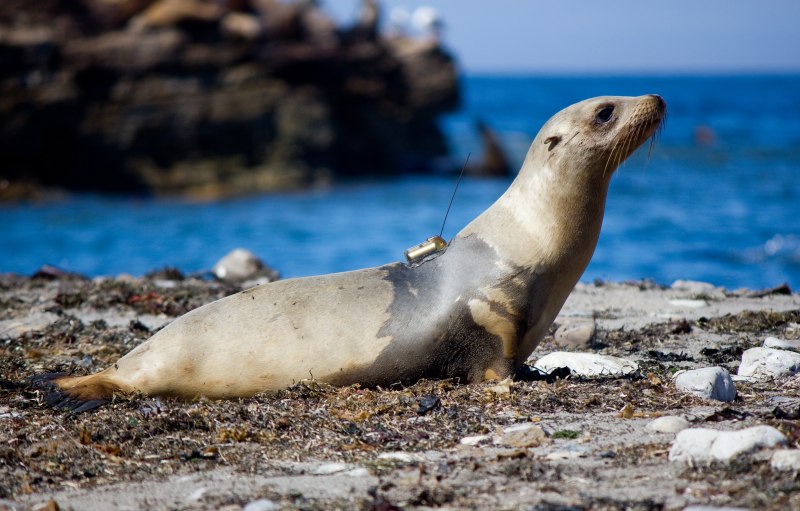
[3,75,800,290]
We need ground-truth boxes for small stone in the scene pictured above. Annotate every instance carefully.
[312,462,348,475]
[212,248,279,282]
[674,366,736,402]
[494,423,549,448]
[669,426,787,464]
[460,434,490,446]
[670,280,725,299]
[667,298,708,308]
[533,352,638,377]
[770,449,800,471]
[737,347,800,379]
[243,499,277,511]
[377,452,421,463]
[544,449,585,460]
[553,320,596,350]
[683,507,750,511]
[763,336,800,353]
[647,416,691,434]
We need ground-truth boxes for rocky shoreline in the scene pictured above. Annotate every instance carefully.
[1,265,799,510]
[0,0,459,200]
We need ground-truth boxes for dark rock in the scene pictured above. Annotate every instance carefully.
[0,0,460,199]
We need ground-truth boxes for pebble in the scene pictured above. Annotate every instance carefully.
[647,415,691,434]
[312,462,349,475]
[212,248,278,282]
[459,434,490,446]
[667,298,708,308]
[683,506,750,511]
[494,423,549,448]
[243,499,278,511]
[670,279,719,295]
[770,449,800,471]
[532,352,638,377]
[737,347,800,379]
[669,426,787,464]
[553,319,596,350]
[763,336,800,353]
[674,366,736,402]
[377,452,422,463]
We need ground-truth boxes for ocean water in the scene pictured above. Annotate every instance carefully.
[2,75,800,289]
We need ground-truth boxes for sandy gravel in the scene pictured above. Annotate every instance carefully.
[1,273,799,511]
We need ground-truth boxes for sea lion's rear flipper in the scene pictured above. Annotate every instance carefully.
[29,370,120,413]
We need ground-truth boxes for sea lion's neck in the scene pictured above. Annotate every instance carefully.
[457,159,611,279]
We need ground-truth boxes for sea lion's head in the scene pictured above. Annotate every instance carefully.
[532,94,666,185]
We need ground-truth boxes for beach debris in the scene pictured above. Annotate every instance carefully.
[532,352,638,377]
[494,424,550,448]
[763,336,800,353]
[668,425,787,464]
[737,347,800,379]
[770,449,800,472]
[674,366,736,402]
[553,319,596,350]
[647,416,691,434]
[417,395,441,414]
[212,248,279,283]
[485,377,513,396]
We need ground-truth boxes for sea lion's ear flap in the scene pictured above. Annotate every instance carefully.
[544,136,561,151]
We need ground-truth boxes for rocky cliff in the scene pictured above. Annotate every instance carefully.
[0,0,459,199]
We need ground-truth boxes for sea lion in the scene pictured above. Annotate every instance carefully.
[39,94,666,409]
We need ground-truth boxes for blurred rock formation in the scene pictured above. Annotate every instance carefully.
[0,0,460,199]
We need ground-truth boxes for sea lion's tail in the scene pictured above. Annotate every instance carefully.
[29,369,121,413]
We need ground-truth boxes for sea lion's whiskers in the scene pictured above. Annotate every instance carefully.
[603,135,624,178]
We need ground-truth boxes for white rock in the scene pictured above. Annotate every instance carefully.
[647,416,691,434]
[669,426,787,464]
[683,506,750,511]
[763,336,800,353]
[212,248,278,282]
[345,468,370,477]
[243,499,278,511]
[674,367,736,402]
[668,299,708,308]
[377,452,422,463]
[459,434,490,446]
[737,347,800,379]
[553,320,596,350]
[544,449,585,460]
[494,423,549,448]
[533,352,638,377]
[312,462,349,475]
[671,279,718,294]
[770,449,800,471]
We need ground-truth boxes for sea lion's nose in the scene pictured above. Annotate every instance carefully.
[649,94,666,113]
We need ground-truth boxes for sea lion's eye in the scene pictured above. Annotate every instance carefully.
[596,106,614,123]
